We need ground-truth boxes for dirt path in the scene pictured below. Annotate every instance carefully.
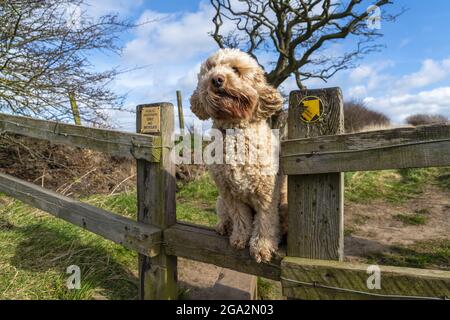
[344,185,450,259]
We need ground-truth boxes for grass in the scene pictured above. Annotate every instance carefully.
[0,199,138,300]
[345,167,450,204]
[366,240,450,270]
[176,174,219,228]
[257,278,283,300]
[394,213,428,226]
[344,226,357,237]
[433,167,450,191]
[0,176,219,300]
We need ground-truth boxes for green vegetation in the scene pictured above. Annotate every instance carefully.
[345,167,449,204]
[394,213,428,226]
[257,278,283,300]
[0,198,137,300]
[87,192,137,219]
[86,175,219,228]
[177,174,219,227]
[435,167,450,191]
[366,240,450,270]
[344,226,357,237]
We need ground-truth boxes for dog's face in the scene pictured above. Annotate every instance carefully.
[190,49,283,122]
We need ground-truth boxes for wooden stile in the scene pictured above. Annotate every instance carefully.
[1,89,449,301]
[286,88,345,263]
[136,103,178,300]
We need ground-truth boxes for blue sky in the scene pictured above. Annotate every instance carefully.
[85,0,450,130]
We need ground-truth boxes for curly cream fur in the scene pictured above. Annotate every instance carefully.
[190,49,286,263]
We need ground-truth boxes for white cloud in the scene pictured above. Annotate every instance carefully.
[344,59,450,123]
[395,59,450,92]
[347,61,396,95]
[348,85,367,98]
[123,3,219,65]
[84,0,143,18]
[350,66,373,82]
[108,2,226,130]
[364,87,450,123]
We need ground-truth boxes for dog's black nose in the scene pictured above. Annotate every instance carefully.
[212,75,225,88]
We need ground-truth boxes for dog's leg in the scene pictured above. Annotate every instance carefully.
[215,196,232,236]
[229,200,253,249]
[215,193,252,248]
[219,194,253,249]
[249,191,280,263]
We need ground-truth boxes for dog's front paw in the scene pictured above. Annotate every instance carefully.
[215,220,232,236]
[229,231,248,250]
[249,237,278,263]
[216,223,228,236]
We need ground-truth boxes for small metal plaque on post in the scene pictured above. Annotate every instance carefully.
[140,106,161,134]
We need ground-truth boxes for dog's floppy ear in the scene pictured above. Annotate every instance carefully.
[190,88,210,120]
[255,76,283,120]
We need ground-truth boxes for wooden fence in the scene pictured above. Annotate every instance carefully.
[0,92,449,300]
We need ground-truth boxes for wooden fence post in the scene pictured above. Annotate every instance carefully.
[176,90,185,134]
[287,88,345,262]
[136,103,177,300]
[69,92,81,125]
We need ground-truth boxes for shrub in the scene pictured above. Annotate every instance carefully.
[344,100,390,133]
[405,114,448,126]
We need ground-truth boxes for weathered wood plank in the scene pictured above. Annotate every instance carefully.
[0,172,161,257]
[164,223,283,281]
[0,113,160,162]
[282,124,450,174]
[136,103,178,300]
[287,88,344,261]
[281,257,450,300]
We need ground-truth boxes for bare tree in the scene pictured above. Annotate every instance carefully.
[406,114,448,126]
[344,99,389,132]
[210,0,403,89]
[0,0,135,125]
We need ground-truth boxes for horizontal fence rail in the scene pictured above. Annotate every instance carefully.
[0,113,160,162]
[281,124,450,175]
[0,172,162,257]
[164,223,284,281]
[281,257,450,300]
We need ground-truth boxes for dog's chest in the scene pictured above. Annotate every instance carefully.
[208,122,279,201]
[210,163,262,198]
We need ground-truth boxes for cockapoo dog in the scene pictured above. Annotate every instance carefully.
[190,49,287,263]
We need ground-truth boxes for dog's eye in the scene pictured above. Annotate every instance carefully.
[232,66,240,75]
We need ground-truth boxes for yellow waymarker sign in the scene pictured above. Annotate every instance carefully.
[300,96,323,122]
